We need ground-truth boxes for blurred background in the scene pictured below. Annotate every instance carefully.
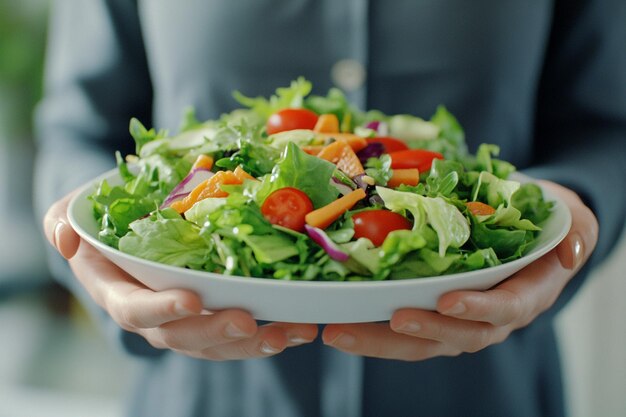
[0,1,624,416]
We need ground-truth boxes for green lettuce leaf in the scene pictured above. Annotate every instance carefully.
[478,205,541,231]
[119,210,210,269]
[469,215,532,259]
[256,142,338,208]
[377,187,470,256]
[472,171,521,207]
[242,234,299,264]
[233,77,312,119]
[430,105,467,159]
[511,183,554,225]
[365,154,393,186]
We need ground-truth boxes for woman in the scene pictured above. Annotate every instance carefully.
[38,1,624,416]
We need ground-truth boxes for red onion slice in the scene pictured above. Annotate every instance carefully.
[365,120,389,136]
[330,177,354,196]
[304,224,350,262]
[161,168,214,208]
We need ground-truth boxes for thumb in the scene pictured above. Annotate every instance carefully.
[44,191,81,259]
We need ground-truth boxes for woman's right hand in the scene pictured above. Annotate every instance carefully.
[43,191,319,360]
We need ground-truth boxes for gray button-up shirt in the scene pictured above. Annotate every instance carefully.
[36,1,626,416]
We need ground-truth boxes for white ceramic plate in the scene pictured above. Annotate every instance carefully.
[68,169,571,323]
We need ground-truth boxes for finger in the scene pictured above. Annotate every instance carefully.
[69,242,202,329]
[265,322,319,346]
[437,251,567,326]
[390,309,510,353]
[195,324,291,361]
[539,181,598,271]
[147,310,258,351]
[322,323,460,361]
[438,181,599,327]
[43,191,80,259]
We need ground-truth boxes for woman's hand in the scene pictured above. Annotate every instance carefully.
[44,192,318,360]
[322,181,598,360]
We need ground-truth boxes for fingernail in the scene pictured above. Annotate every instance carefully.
[174,302,194,317]
[442,302,466,316]
[329,333,356,348]
[224,322,249,339]
[557,232,584,270]
[53,221,65,249]
[396,321,421,334]
[260,341,281,355]
[288,334,310,344]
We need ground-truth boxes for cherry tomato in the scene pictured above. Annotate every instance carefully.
[388,149,444,172]
[261,187,314,232]
[365,136,409,153]
[266,108,319,135]
[352,210,412,247]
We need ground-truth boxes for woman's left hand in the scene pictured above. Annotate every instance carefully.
[322,181,598,360]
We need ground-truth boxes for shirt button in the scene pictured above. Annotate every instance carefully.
[331,59,366,92]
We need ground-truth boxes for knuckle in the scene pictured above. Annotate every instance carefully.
[445,349,463,358]
[492,328,510,345]
[116,304,144,329]
[495,289,525,326]
[199,348,228,361]
[242,341,262,358]
[137,329,167,350]
[369,342,387,359]
[465,328,493,353]
[108,303,136,330]
[158,330,186,350]
[505,293,524,323]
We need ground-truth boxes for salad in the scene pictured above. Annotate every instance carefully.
[90,78,553,281]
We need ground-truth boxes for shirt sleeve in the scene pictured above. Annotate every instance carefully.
[525,0,626,315]
[34,0,162,357]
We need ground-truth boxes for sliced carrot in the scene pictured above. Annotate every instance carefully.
[387,168,420,188]
[313,114,340,133]
[233,165,258,182]
[318,133,368,152]
[170,179,210,213]
[305,188,366,230]
[191,154,214,171]
[197,171,242,200]
[170,170,241,213]
[466,201,496,216]
[317,140,365,177]
[301,145,324,156]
